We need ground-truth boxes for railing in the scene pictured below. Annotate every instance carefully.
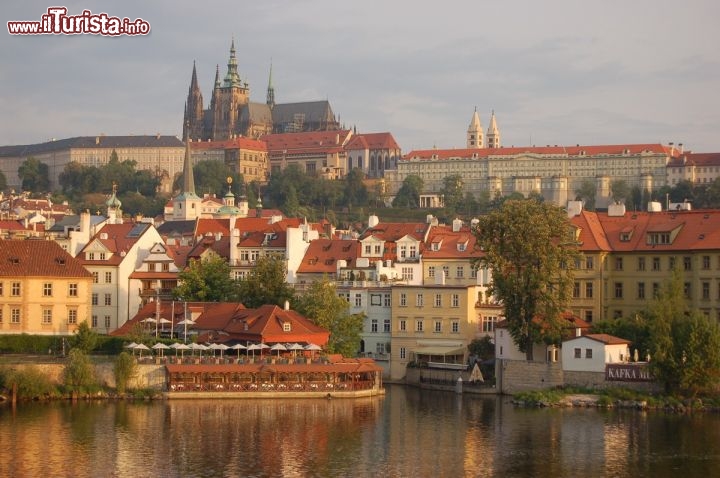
[168,380,375,392]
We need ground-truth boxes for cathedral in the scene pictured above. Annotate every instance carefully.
[183,40,340,142]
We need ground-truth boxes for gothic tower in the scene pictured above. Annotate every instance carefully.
[173,132,202,221]
[486,110,501,148]
[183,61,204,141]
[467,107,484,149]
[266,61,275,108]
[211,38,250,140]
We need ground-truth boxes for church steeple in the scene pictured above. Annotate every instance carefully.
[223,38,242,88]
[182,132,197,197]
[486,110,501,148]
[467,107,484,149]
[266,61,275,108]
[183,61,204,141]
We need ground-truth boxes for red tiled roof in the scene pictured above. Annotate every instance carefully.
[570,211,612,252]
[402,143,675,161]
[0,239,92,278]
[422,225,479,259]
[581,333,631,345]
[297,239,359,274]
[359,222,429,242]
[77,223,150,266]
[190,137,267,152]
[219,304,330,345]
[196,218,230,237]
[345,132,400,151]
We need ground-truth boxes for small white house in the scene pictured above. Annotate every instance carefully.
[562,334,631,373]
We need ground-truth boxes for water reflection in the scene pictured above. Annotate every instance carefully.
[2,386,720,477]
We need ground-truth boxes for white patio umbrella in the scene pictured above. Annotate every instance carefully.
[190,342,208,357]
[172,343,191,357]
[215,343,229,357]
[152,342,170,357]
[141,317,157,323]
[230,343,247,358]
[247,343,261,357]
[305,343,322,358]
[270,343,287,356]
[287,343,304,357]
[133,343,151,357]
[124,342,138,349]
[158,318,172,332]
[469,363,484,383]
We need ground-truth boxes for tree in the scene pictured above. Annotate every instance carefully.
[591,315,651,360]
[0,170,7,192]
[71,321,98,353]
[114,351,137,394]
[648,269,720,396]
[343,168,368,208]
[610,180,630,204]
[63,348,97,391]
[173,254,238,302]
[236,254,294,308]
[574,179,596,211]
[440,174,464,215]
[392,175,423,208]
[18,157,50,192]
[473,199,579,360]
[295,278,363,357]
[191,159,242,197]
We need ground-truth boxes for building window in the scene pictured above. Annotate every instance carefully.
[434,294,442,307]
[482,316,497,333]
[443,266,449,278]
[383,294,391,307]
[399,293,407,307]
[69,283,78,297]
[370,294,381,306]
[669,257,676,270]
[104,293,112,306]
[105,272,112,283]
[354,294,362,307]
[653,282,660,298]
[401,267,414,281]
[683,256,692,271]
[384,319,390,333]
[162,263,170,272]
[451,321,459,333]
[42,308,52,324]
[703,255,711,270]
[371,319,378,333]
[652,257,661,271]
[104,315,111,328]
[364,245,371,255]
[584,310,593,322]
[409,245,417,258]
[637,282,645,299]
[684,282,691,299]
[637,257,646,271]
[574,348,581,359]
[92,315,98,327]
[400,347,406,359]
[585,349,593,359]
[283,322,291,332]
[376,342,385,355]
[68,309,78,325]
[573,282,580,298]
[148,263,156,272]
[702,281,710,300]
[399,245,407,258]
[615,257,623,271]
[11,308,21,324]
[451,294,460,307]
[99,253,106,261]
[92,293,98,306]
[614,282,623,299]
[399,320,406,332]
[585,256,594,270]
[11,282,20,296]
[93,272,99,283]
[374,245,381,254]
[471,268,477,279]
[434,320,442,333]
[456,266,464,278]
[0,309,3,323]
[0,282,3,296]
[416,293,424,307]
[43,282,53,297]
[416,320,424,332]
[428,266,435,278]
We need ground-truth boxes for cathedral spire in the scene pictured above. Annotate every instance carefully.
[183,61,203,142]
[214,64,221,89]
[182,128,197,196]
[486,110,501,148]
[467,107,483,149]
[223,37,242,88]
[266,60,275,108]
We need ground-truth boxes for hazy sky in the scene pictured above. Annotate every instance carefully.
[3,0,719,153]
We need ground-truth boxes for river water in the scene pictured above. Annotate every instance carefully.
[1,385,719,478]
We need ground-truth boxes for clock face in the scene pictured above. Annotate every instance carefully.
[227,176,233,184]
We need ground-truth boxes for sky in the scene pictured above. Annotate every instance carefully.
[2,0,720,153]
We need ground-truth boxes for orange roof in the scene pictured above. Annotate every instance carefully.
[668,152,720,167]
[345,132,400,151]
[579,333,631,345]
[218,304,330,345]
[297,239,359,274]
[422,225,478,259]
[402,143,674,161]
[570,211,612,252]
[165,360,382,375]
[360,222,429,242]
[195,218,230,237]
[190,137,267,152]
[77,223,151,266]
[0,239,92,278]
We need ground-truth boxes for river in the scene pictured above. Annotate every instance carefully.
[1,385,719,477]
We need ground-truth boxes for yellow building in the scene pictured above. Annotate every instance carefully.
[390,284,484,381]
[0,239,92,335]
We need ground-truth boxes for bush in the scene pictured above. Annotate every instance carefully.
[63,349,97,391]
[0,365,58,400]
[114,352,137,394]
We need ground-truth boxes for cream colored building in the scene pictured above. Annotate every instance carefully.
[0,239,93,336]
[390,284,483,381]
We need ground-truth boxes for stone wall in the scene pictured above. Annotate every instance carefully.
[564,370,661,393]
[4,362,166,391]
[496,359,564,394]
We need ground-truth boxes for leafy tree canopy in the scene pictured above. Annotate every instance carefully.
[236,254,295,309]
[473,198,579,360]
[18,157,50,193]
[392,175,424,208]
[173,254,238,302]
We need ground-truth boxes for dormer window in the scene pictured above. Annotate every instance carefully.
[458,242,467,252]
[431,242,440,251]
[283,322,292,332]
[87,252,95,260]
[647,232,671,245]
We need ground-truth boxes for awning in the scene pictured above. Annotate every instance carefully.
[414,346,465,356]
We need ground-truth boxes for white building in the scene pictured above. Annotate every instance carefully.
[562,334,631,373]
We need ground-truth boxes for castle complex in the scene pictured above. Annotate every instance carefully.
[183,40,340,142]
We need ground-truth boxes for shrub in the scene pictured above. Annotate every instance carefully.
[114,352,137,394]
[0,365,58,400]
[63,349,97,391]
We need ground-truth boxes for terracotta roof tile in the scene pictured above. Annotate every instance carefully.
[0,239,91,278]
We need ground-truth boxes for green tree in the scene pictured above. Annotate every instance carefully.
[473,199,579,360]
[610,179,630,204]
[648,269,720,396]
[71,321,98,353]
[343,168,368,208]
[283,184,300,217]
[441,174,464,215]
[63,348,97,391]
[236,254,294,308]
[468,337,495,361]
[192,159,242,197]
[18,157,51,192]
[295,278,363,357]
[592,315,651,360]
[574,179,596,211]
[0,170,7,192]
[174,254,238,302]
[114,351,137,394]
[392,175,424,208]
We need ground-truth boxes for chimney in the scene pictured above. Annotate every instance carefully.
[679,143,684,154]
[368,214,379,228]
[284,300,290,311]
